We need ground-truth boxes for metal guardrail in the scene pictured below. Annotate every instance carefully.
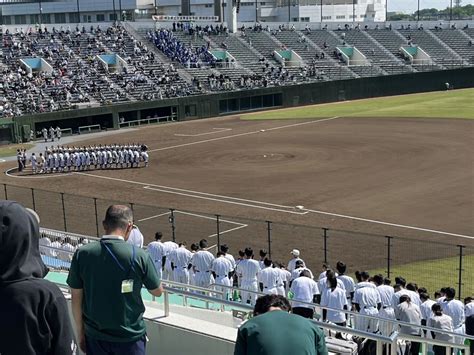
[119,115,176,128]
[78,124,101,134]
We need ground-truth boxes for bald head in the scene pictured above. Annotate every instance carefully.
[103,205,133,237]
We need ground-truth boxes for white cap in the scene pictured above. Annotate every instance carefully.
[290,249,300,257]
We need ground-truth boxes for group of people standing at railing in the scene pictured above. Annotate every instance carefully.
[144,231,473,354]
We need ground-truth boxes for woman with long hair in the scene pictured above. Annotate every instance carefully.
[320,271,348,339]
[428,303,454,355]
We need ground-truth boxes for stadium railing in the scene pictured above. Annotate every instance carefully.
[78,124,101,134]
[119,114,177,128]
[38,237,472,355]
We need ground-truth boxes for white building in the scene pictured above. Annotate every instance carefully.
[0,0,386,25]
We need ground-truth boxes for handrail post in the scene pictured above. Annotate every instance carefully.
[164,290,170,317]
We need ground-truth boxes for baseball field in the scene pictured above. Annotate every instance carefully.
[1,88,473,297]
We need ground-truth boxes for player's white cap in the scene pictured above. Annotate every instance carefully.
[290,249,300,257]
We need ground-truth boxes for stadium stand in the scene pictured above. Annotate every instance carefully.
[0,23,473,119]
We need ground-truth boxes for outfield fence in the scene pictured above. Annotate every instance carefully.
[3,183,472,299]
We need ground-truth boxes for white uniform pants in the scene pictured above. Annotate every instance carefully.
[276,286,286,296]
[194,271,214,289]
[263,286,279,295]
[355,307,379,333]
[153,261,163,281]
[241,279,258,305]
[173,267,190,285]
[215,276,232,300]
[378,307,396,336]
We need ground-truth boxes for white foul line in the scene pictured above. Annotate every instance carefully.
[149,117,340,153]
[175,128,232,137]
[136,209,248,239]
[143,186,308,215]
[74,172,473,240]
[137,211,171,222]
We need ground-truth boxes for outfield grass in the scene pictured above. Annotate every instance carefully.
[0,143,34,158]
[369,254,474,299]
[244,88,474,120]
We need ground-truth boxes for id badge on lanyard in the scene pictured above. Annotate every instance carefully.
[101,240,136,294]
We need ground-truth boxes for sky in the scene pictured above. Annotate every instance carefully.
[387,0,474,14]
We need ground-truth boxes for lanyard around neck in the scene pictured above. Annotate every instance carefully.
[101,240,136,274]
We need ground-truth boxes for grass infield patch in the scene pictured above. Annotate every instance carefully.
[369,254,474,299]
[0,144,34,158]
[243,88,474,120]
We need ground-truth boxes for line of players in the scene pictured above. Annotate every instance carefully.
[30,143,149,174]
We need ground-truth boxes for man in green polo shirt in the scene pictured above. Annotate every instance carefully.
[234,294,328,355]
[67,205,163,355]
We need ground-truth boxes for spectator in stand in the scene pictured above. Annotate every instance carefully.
[320,271,348,339]
[428,303,454,355]
[0,201,77,354]
[287,249,304,271]
[234,294,327,355]
[127,224,144,248]
[290,269,319,319]
[465,297,474,355]
[395,295,422,355]
[439,287,465,348]
[67,205,163,354]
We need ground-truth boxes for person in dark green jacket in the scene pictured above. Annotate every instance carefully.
[234,294,328,355]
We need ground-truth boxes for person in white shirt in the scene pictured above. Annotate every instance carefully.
[318,270,345,305]
[39,235,52,256]
[236,247,260,305]
[258,259,281,295]
[126,225,144,248]
[373,274,396,337]
[391,277,421,308]
[58,237,76,262]
[321,273,348,339]
[220,244,236,272]
[428,303,454,355]
[465,297,474,355]
[276,262,291,296]
[146,232,166,280]
[258,249,267,270]
[287,249,304,271]
[290,270,319,319]
[440,287,465,347]
[50,237,62,258]
[211,252,233,300]
[169,242,192,285]
[353,271,381,333]
[163,240,179,281]
[336,261,355,306]
[191,239,215,289]
[318,263,334,281]
[395,295,422,355]
[290,260,314,283]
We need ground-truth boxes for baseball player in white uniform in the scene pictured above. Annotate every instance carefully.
[191,239,215,289]
[30,153,37,174]
[163,240,179,281]
[291,260,314,282]
[126,225,144,248]
[290,270,320,319]
[236,248,260,305]
[258,259,282,295]
[147,232,166,280]
[211,252,233,299]
[353,271,381,333]
[169,242,193,285]
[373,274,396,336]
[440,288,465,347]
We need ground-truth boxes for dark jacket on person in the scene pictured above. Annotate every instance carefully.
[0,200,77,355]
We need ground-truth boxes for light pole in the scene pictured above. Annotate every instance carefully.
[255,0,258,23]
[76,0,80,23]
[320,0,322,24]
[352,0,355,23]
[417,0,420,22]
[112,0,117,22]
[450,0,453,21]
[38,0,43,25]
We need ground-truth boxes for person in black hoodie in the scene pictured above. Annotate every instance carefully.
[0,200,77,355]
